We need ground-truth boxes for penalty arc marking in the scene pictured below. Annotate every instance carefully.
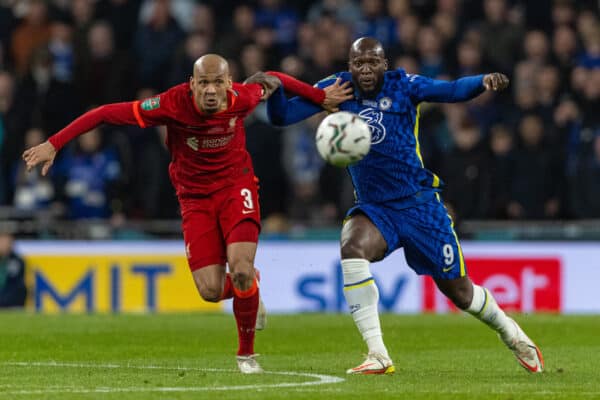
[1,361,345,394]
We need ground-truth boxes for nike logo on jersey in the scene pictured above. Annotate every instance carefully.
[442,266,454,273]
[242,209,255,214]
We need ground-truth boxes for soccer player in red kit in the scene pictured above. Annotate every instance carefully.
[22,54,353,373]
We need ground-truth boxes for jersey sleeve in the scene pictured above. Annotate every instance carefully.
[49,102,139,150]
[407,73,485,104]
[241,83,264,111]
[133,88,180,128]
[267,87,323,126]
[314,74,340,89]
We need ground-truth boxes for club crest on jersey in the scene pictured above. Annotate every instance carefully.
[358,108,386,144]
[186,136,199,151]
[141,96,160,111]
[379,97,392,110]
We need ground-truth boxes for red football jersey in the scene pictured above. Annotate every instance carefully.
[132,83,263,196]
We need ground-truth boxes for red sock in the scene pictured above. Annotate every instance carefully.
[220,274,234,300]
[233,278,259,356]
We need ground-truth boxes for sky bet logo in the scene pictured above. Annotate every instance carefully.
[296,261,409,312]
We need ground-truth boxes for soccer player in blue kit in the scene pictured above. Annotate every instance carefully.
[266,37,544,375]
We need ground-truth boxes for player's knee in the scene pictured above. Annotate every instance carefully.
[340,239,367,259]
[231,270,253,290]
[447,289,472,310]
[198,286,222,303]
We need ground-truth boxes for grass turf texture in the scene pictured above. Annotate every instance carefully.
[0,313,598,399]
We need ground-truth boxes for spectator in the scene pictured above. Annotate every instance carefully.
[74,21,135,109]
[303,37,337,84]
[478,0,524,73]
[254,0,299,56]
[393,54,419,74]
[0,230,27,308]
[134,125,178,219]
[217,5,256,60]
[487,124,515,218]
[387,0,411,21]
[392,14,420,58]
[552,25,578,86]
[13,128,55,212]
[577,31,600,69]
[455,39,484,76]
[0,3,16,68]
[70,0,96,60]
[307,0,362,26]
[551,0,577,29]
[96,0,142,50]
[168,32,211,87]
[535,65,561,125]
[189,3,215,39]
[139,0,195,33]
[48,20,74,83]
[239,44,267,78]
[0,71,26,205]
[53,127,124,220]
[570,134,600,218]
[282,114,325,223]
[245,104,288,219]
[134,0,185,90]
[10,0,50,76]
[508,114,562,219]
[440,118,490,221]
[15,46,79,135]
[354,0,396,48]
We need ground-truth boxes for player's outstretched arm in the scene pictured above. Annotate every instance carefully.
[265,74,353,126]
[21,102,141,175]
[411,73,509,104]
[263,72,352,111]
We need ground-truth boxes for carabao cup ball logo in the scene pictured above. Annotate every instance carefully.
[358,108,386,144]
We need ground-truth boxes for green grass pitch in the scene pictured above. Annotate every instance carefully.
[0,312,598,399]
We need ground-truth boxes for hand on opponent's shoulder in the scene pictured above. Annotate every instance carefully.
[243,71,282,100]
[483,73,509,91]
[322,78,353,113]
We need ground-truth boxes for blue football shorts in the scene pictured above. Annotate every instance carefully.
[347,192,466,280]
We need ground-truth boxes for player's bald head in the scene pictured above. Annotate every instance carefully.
[348,37,387,97]
[193,54,230,77]
[190,54,232,113]
[349,37,385,60]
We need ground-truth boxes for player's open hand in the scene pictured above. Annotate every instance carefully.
[322,78,354,113]
[483,73,509,91]
[22,141,57,176]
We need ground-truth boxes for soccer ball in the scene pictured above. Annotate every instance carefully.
[315,111,371,167]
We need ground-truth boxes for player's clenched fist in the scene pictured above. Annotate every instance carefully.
[483,73,509,91]
[21,141,56,176]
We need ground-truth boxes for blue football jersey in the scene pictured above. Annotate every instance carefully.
[267,68,484,205]
[316,69,442,204]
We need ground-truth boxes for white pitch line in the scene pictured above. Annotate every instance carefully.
[1,361,345,394]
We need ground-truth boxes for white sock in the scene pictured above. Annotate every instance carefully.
[341,258,390,358]
[466,284,517,341]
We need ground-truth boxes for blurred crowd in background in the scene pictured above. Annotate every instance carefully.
[0,0,598,234]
